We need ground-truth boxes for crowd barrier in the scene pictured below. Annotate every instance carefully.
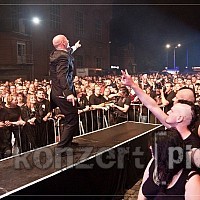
[74,103,163,134]
[1,104,164,159]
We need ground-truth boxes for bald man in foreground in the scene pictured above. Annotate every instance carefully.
[173,86,200,137]
[121,70,200,168]
[123,70,200,136]
[49,34,81,156]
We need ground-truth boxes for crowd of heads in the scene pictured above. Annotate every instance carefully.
[0,72,200,197]
[0,72,200,110]
[0,78,51,106]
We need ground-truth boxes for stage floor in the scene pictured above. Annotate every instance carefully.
[0,121,162,199]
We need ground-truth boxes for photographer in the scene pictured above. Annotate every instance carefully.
[152,87,162,106]
[160,82,176,113]
[110,86,131,124]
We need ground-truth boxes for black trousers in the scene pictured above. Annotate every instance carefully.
[51,95,79,148]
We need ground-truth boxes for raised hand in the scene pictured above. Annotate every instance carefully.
[75,40,81,49]
[121,69,134,87]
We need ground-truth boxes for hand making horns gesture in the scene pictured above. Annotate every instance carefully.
[121,69,134,87]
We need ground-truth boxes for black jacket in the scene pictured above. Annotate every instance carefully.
[49,49,75,98]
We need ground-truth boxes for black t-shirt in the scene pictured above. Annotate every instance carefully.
[77,94,90,109]
[142,160,196,200]
[0,108,10,151]
[4,106,21,122]
[183,133,200,171]
[116,96,131,118]
[19,104,29,121]
[0,107,8,122]
[89,94,105,106]
[184,133,200,149]
[193,116,200,137]
[193,104,200,136]
[36,99,51,117]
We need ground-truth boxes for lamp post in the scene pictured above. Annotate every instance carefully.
[18,17,41,80]
[31,17,41,80]
[165,44,171,68]
[173,43,181,70]
[186,48,189,68]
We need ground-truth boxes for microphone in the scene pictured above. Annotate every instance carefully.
[57,96,77,101]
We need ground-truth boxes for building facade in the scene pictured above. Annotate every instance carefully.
[0,0,112,81]
[110,41,136,74]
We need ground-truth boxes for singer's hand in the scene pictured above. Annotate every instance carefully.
[67,94,76,106]
[75,40,81,49]
[5,120,12,126]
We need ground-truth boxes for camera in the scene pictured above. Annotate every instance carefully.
[155,83,162,89]
[163,86,166,92]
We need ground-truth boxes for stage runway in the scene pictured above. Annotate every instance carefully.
[0,121,162,199]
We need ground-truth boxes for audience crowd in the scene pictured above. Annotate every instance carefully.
[0,72,200,160]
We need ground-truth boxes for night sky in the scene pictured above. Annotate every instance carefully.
[111,1,200,72]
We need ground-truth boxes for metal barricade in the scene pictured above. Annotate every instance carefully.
[8,104,165,156]
[18,125,22,154]
[129,103,140,122]
[84,111,88,133]
[78,107,110,134]
[102,107,109,127]
[95,108,109,131]
[48,118,57,143]
[76,104,166,135]
[11,125,22,155]
[90,109,94,132]
[55,117,63,142]
[130,103,165,124]
[79,114,85,135]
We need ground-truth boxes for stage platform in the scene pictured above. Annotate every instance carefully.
[0,122,163,199]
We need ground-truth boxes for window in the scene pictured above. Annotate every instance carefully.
[50,2,61,30]
[10,0,27,33]
[17,42,26,64]
[95,20,102,41]
[96,57,102,68]
[11,4,20,32]
[19,19,26,33]
[75,11,84,36]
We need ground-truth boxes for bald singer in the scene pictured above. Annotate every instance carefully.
[49,34,81,156]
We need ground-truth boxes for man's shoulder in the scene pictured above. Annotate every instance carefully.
[50,50,69,61]
[168,90,176,96]
[38,99,50,104]
[89,94,95,98]
[89,94,95,100]
[184,133,200,148]
[98,94,104,99]
[15,105,21,111]
[0,107,7,114]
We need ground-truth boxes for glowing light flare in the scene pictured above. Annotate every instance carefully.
[32,17,41,25]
